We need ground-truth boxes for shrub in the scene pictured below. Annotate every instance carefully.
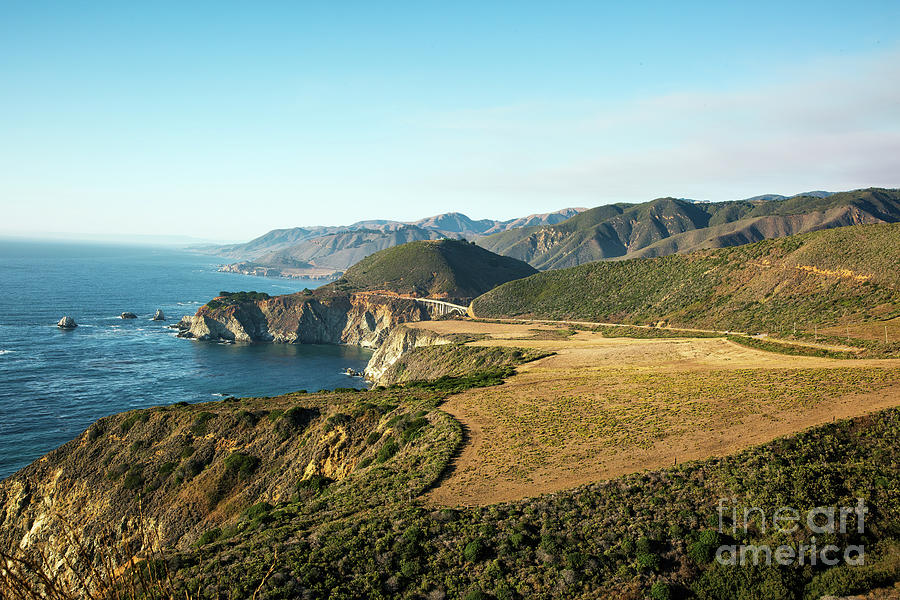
[120,412,147,433]
[464,539,486,562]
[650,581,672,600]
[276,406,318,438]
[803,565,894,599]
[157,462,177,477]
[244,502,273,523]
[223,452,260,480]
[694,562,797,600]
[208,291,271,308]
[196,528,221,547]
[106,464,129,480]
[324,412,351,432]
[122,467,144,490]
[636,552,661,572]
[400,417,429,444]
[688,529,722,565]
[235,410,258,428]
[399,559,418,578]
[377,438,399,463]
[190,412,216,436]
[296,474,333,495]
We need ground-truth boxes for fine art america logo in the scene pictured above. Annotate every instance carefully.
[715,498,868,566]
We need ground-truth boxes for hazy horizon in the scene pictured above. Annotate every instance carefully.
[2,1,899,241]
[4,185,900,247]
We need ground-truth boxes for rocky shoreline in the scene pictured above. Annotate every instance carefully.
[218,262,341,281]
[175,292,456,385]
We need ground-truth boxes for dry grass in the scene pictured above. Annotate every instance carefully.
[411,321,900,506]
[821,316,900,343]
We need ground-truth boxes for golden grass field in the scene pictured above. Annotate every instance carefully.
[405,321,900,506]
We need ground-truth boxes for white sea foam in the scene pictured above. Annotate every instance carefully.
[0,349,15,355]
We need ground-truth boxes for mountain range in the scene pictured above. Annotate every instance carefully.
[478,188,900,269]
[203,208,583,279]
[200,188,900,279]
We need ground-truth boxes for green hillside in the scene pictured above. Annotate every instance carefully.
[325,239,538,301]
[472,223,900,332]
[478,188,900,269]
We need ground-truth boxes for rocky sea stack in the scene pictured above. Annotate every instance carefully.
[120,312,137,319]
[56,316,77,329]
[152,309,166,321]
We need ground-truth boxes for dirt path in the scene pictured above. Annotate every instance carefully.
[413,321,900,507]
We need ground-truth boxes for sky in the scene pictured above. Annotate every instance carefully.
[1,1,899,243]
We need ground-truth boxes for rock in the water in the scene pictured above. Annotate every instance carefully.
[120,312,138,319]
[152,309,166,321]
[57,316,77,329]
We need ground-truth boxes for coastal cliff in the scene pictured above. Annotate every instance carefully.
[364,325,455,384]
[0,388,458,593]
[177,292,439,348]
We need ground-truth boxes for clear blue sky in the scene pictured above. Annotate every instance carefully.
[2,1,898,242]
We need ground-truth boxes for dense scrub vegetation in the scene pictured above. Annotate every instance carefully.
[472,223,900,333]
[378,343,553,386]
[204,290,271,309]
[68,408,900,599]
[583,324,723,339]
[727,336,861,359]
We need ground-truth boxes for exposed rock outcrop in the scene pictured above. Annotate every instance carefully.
[177,292,442,348]
[364,325,453,384]
[120,312,137,319]
[152,309,166,321]
[57,316,77,329]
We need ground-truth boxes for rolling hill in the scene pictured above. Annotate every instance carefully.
[477,188,900,269]
[471,222,900,332]
[325,238,538,301]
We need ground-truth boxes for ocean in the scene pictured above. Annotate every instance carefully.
[0,239,371,480]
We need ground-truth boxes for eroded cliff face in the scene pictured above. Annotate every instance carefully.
[177,292,435,348]
[364,325,453,384]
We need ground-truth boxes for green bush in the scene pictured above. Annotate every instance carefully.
[296,474,333,495]
[190,412,216,436]
[464,539,486,562]
[196,528,221,547]
[120,411,148,433]
[377,438,399,463]
[207,291,271,309]
[122,467,144,490]
[650,581,672,600]
[223,452,260,480]
[636,552,661,572]
[157,462,177,477]
[688,529,722,565]
[244,502,273,523]
[803,564,894,599]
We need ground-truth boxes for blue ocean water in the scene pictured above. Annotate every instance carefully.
[0,240,371,480]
